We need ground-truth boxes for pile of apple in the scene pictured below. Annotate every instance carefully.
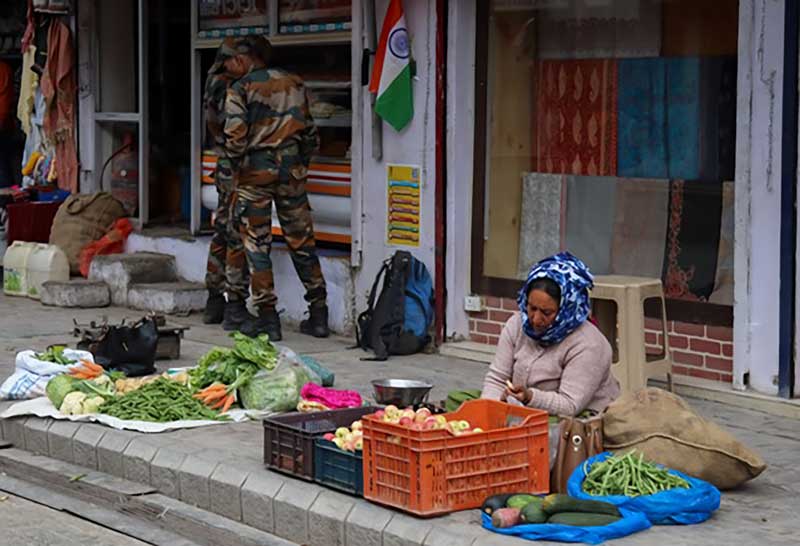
[322,420,364,452]
[375,405,484,435]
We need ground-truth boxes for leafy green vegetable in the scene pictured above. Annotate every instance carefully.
[46,374,77,409]
[35,345,75,365]
[189,333,278,391]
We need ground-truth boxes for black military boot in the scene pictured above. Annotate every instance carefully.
[222,300,251,332]
[240,308,282,341]
[300,305,330,338]
[202,293,225,324]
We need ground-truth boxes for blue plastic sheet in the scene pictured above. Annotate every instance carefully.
[481,508,651,545]
[567,452,721,525]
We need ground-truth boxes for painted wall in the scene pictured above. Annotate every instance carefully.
[734,0,785,396]
[445,0,476,340]
[353,0,439,314]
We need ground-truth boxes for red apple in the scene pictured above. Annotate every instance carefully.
[399,416,413,427]
[323,433,335,441]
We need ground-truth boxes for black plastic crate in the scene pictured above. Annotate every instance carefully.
[314,438,363,496]
[262,406,378,481]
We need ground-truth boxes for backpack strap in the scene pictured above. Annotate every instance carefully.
[353,260,389,350]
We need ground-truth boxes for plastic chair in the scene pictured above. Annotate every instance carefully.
[589,275,672,393]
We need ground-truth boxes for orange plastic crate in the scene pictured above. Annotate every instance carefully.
[361,399,549,517]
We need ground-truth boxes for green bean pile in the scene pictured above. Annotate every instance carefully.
[582,451,690,497]
[99,378,228,423]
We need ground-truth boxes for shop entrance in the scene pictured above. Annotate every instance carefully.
[90,0,191,229]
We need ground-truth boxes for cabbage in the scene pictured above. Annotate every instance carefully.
[239,364,313,412]
[46,374,76,409]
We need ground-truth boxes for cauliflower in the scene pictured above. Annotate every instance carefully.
[60,392,87,415]
[81,396,105,414]
[92,374,112,387]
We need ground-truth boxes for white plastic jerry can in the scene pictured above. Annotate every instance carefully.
[3,241,36,297]
[25,243,70,299]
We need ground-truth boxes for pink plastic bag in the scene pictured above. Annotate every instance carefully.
[300,383,363,410]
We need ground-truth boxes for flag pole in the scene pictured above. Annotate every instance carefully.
[365,0,383,160]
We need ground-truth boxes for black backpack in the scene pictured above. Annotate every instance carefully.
[356,251,434,361]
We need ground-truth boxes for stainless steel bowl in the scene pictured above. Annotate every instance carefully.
[371,379,434,407]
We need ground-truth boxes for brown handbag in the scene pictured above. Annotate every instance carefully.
[550,414,604,493]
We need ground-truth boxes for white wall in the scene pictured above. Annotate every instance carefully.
[353,0,439,313]
[734,0,785,395]
[445,0,476,340]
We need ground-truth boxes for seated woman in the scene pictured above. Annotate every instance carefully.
[482,252,620,416]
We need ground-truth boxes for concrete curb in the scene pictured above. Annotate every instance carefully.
[0,416,529,546]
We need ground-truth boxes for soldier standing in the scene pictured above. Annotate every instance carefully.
[223,37,329,341]
[202,38,252,330]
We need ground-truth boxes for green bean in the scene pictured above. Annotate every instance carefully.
[99,378,228,423]
[582,450,689,497]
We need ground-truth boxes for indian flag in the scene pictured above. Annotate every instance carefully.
[369,0,413,131]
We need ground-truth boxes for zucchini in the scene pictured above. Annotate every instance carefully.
[541,494,620,517]
[481,494,513,515]
[547,512,621,527]
[520,502,548,524]
[506,494,539,510]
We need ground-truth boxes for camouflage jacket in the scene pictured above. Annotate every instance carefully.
[223,67,319,186]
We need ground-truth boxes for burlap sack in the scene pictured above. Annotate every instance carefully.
[604,388,766,490]
[49,193,127,275]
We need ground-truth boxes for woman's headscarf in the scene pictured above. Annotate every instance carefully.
[518,252,594,346]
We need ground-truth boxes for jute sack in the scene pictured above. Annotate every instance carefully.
[49,193,127,275]
[603,388,766,490]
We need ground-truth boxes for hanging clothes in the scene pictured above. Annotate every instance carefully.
[40,19,78,193]
[17,45,38,135]
[22,86,46,182]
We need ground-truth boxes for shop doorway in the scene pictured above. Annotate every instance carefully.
[90,0,191,229]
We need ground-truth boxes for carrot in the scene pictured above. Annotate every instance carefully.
[203,390,226,402]
[81,360,103,373]
[221,394,235,413]
[210,397,226,409]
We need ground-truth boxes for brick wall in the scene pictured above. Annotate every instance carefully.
[468,296,734,383]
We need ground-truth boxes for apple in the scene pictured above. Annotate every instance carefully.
[323,433,335,441]
[374,410,386,419]
[399,416,413,427]
[351,420,363,431]
[351,429,363,438]
[333,437,345,449]
[354,438,363,450]
[409,422,423,431]
[401,409,415,420]
[457,420,471,431]
[344,440,357,452]
[414,408,432,423]
[472,428,484,433]
[422,417,438,430]
[434,415,447,427]
[385,405,399,416]
[335,427,350,439]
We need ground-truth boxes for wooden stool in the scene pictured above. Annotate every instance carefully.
[590,275,672,393]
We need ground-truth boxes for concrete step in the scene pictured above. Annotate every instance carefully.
[88,252,178,306]
[438,341,495,364]
[0,447,297,546]
[40,279,111,308]
[127,282,207,315]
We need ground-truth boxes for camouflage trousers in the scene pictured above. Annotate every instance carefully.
[204,160,249,299]
[228,179,327,311]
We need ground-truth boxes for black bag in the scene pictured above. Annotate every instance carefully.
[89,317,158,377]
[356,251,433,361]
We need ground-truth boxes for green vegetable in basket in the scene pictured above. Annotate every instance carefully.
[190,333,278,391]
[36,345,74,365]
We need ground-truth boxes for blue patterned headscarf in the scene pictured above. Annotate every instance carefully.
[518,252,594,346]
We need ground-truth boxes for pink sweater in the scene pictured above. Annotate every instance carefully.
[482,314,620,416]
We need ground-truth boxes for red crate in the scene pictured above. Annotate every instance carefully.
[361,399,549,517]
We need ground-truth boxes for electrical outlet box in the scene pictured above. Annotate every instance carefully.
[464,295,483,312]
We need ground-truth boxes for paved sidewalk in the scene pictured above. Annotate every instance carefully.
[0,294,798,545]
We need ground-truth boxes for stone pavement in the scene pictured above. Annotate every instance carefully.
[0,294,799,545]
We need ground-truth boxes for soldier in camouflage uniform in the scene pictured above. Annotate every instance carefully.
[223,37,329,341]
[202,37,255,330]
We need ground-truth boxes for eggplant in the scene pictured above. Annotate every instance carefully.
[481,494,514,515]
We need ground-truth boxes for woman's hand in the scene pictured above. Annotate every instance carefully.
[504,380,532,405]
